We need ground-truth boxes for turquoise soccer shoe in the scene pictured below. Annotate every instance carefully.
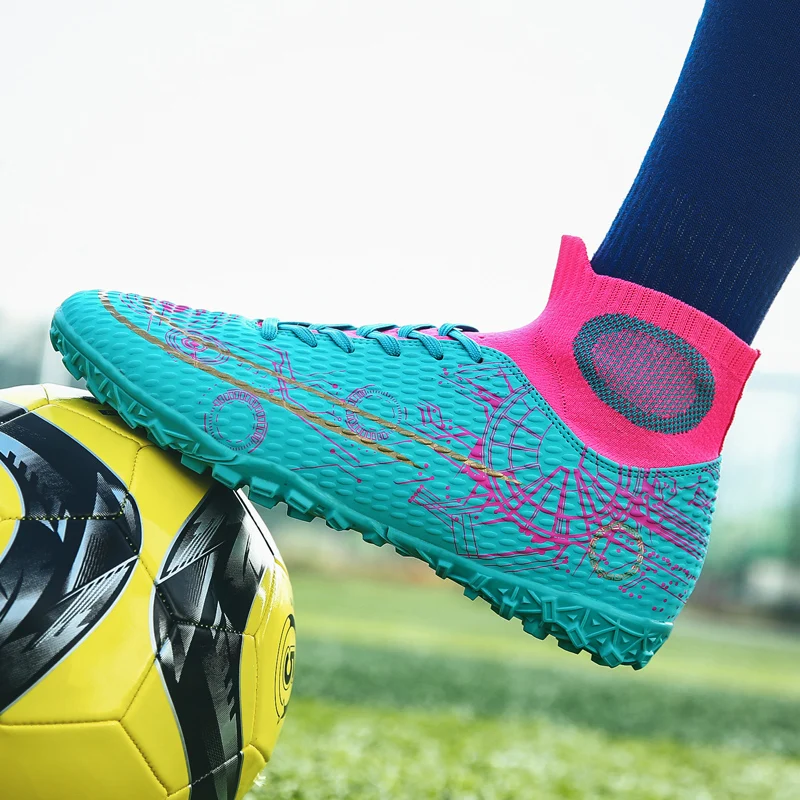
[50,237,758,668]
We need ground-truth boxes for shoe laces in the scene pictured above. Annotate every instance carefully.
[259,319,483,362]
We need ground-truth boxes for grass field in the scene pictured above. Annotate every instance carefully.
[249,571,800,799]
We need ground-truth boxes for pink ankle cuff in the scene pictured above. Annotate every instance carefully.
[474,236,759,467]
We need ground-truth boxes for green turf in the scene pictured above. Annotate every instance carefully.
[248,571,800,799]
[253,699,800,800]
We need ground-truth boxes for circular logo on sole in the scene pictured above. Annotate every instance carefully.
[274,614,296,720]
[588,522,645,581]
[204,389,267,452]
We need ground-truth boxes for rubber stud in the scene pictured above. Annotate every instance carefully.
[596,647,623,668]
[249,492,278,509]
[361,527,386,546]
[211,464,243,489]
[62,356,84,381]
[89,382,108,404]
[325,511,350,531]
[180,454,208,475]
[285,489,315,514]
[495,590,518,620]
[250,477,281,501]
[566,627,589,650]
[522,619,547,640]
[434,560,452,579]
[286,505,315,522]
[146,428,169,448]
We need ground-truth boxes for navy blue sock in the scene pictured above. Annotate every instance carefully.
[592,0,800,344]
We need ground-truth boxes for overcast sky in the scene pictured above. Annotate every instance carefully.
[2,0,798,373]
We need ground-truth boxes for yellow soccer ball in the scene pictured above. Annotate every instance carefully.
[0,385,295,800]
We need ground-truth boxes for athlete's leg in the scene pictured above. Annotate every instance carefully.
[593,0,800,344]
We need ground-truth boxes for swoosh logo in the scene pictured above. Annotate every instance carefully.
[100,293,517,483]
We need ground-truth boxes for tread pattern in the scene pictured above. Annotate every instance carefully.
[51,321,670,670]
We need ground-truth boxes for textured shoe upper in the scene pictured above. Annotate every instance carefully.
[53,278,728,624]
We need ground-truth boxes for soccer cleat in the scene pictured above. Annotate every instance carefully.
[50,236,758,668]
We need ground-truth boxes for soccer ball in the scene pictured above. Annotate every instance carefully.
[0,385,295,800]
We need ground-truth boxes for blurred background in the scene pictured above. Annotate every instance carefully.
[3,1,800,798]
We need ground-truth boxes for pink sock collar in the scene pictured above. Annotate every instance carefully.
[474,236,759,467]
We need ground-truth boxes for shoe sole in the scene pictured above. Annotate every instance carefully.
[50,312,671,669]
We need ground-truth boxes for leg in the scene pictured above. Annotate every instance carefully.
[593,0,800,344]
